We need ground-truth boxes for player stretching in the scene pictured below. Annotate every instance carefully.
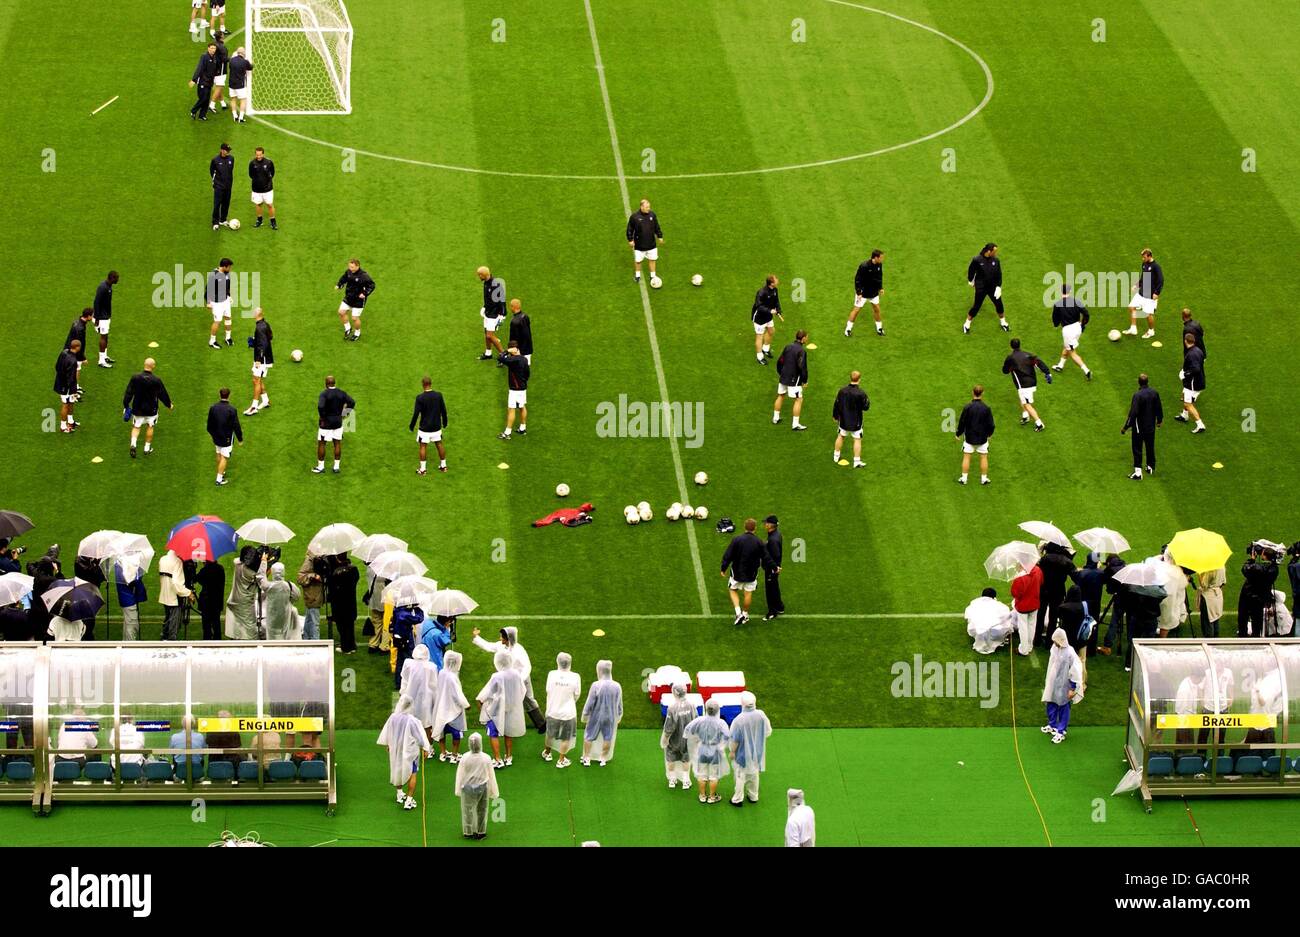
[335,258,375,341]
[1050,284,1092,380]
[845,250,885,337]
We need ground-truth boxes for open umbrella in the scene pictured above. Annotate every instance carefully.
[77,529,125,560]
[984,541,1040,582]
[109,532,155,574]
[308,523,366,557]
[427,589,478,617]
[0,572,34,605]
[235,518,296,545]
[0,510,34,540]
[42,578,105,620]
[368,550,428,581]
[166,514,238,562]
[353,533,408,563]
[1167,528,1232,573]
[1018,521,1072,550]
[382,575,440,613]
[1073,527,1131,555]
[1112,562,1168,598]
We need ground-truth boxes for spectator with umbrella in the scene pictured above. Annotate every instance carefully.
[0,575,34,640]
[225,545,270,640]
[1167,528,1233,639]
[195,559,226,641]
[264,563,301,640]
[72,533,116,640]
[164,514,237,640]
[326,552,360,654]
[157,550,193,640]
[43,578,104,641]
[985,540,1039,656]
[1111,562,1166,671]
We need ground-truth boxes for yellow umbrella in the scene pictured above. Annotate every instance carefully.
[1167,528,1232,573]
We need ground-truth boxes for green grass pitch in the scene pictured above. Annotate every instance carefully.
[2,0,1299,845]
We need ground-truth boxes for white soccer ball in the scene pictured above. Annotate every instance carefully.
[680,504,695,519]
[638,503,653,522]
[1108,329,1122,342]
[623,506,640,525]
[649,276,662,289]
[228,217,240,230]
[555,483,570,498]
[691,274,703,287]
[667,502,682,521]
[290,348,304,362]
[694,506,709,521]
[694,471,708,486]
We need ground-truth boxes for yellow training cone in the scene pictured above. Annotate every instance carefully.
[592,629,606,637]
[497,462,509,470]
[91,456,103,464]
[1212,462,1224,469]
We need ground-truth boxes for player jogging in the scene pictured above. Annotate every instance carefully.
[335,258,375,341]
[845,250,885,337]
[207,258,234,349]
[476,266,506,360]
[1050,284,1093,380]
[1002,338,1052,431]
[1125,248,1162,338]
[751,275,783,365]
[963,242,1008,334]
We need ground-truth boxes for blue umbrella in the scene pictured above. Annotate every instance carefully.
[165,514,238,562]
[42,578,105,620]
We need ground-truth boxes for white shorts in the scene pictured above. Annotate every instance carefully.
[728,578,757,593]
[192,1,204,8]
[1017,386,1037,405]
[230,85,249,101]
[416,429,443,444]
[777,383,803,398]
[59,393,78,404]
[1062,322,1083,350]
[251,190,273,205]
[338,303,363,316]
[633,248,659,263]
[753,320,772,335]
[1182,387,1201,404]
[838,427,862,439]
[215,444,232,458]
[1130,295,1157,316]
[853,294,880,308]
[210,299,232,322]
[95,319,110,336]
[507,389,527,408]
[318,427,343,442]
[213,74,226,87]
[132,415,158,428]
[211,2,225,11]
[481,312,504,332]
[252,362,272,378]
[962,441,989,455]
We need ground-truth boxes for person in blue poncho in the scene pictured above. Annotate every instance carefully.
[418,615,452,669]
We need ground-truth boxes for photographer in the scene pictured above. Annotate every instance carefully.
[73,552,107,640]
[26,550,61,644]
[1289,543,1300,623]
[325,553,359,654]
[0,540,24,574]
[1237,542,1280,637]
[224,545,270,640]
[297,553,329,640]
[195,559,226,640]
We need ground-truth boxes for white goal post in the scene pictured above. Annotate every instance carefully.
[247,0,353,115]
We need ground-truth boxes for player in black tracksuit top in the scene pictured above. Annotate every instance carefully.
[832,372,871,467]
[845,250,885,337]
[498,345,530,439]
[751,275,783,364]
[409,377,449,474]
[1127,249,1164,337]
[54,347,80,432]
[123,362,174,457]
[315,377,355,473]
[720,519,772,626]
[1050,285,1092,380]
[65,308,94,392]
[508,300,533,363]
[209,33,229,112]
[772,330,809,430]
[1177,332,1207,433]
[336,260,375,341]
[190,42,220,119]
[762,517,785,620]
[1002,338,1052,430]
[249,148,276,228]
[476,266,507,359]
[956,387,996,484]
[963,243,1008,333]
[625,198,663,282]
[1121,374,1162,478]
[210,144,234,228]
[247,310,273,415]
[206,389,243,486]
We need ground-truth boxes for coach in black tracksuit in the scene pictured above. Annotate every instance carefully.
[964,242,1007,332]
[210,143,234,228]
[721,518,770,626]
[1121,373,1162,478]
[190,42,220,119]
[762,515,784,621]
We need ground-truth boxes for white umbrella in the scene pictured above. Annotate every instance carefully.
[106,532,156,583]
[1112,767,1143,796]
[1018,521,1072,550]
[984,541,1040,582]
[382,575,440,613]
[368,550,428,581]
[1112,562,1164,588]
[353,533,408,563]
[1074,527,1130,555]
[77,529,124,559]
[236,518,296,544]
[0,572,34,605]
[427,589,479,617]
[308,523,366,556]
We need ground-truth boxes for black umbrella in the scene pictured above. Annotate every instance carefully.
[0,510,34,540]
[42,578,105,621]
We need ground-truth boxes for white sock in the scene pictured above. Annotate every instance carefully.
[1035,420,1043,427]
[1056,359,1066,368]
[833,450,840,461]
[773,411,780,423]
[502,428,511,436]
[260,393,268,405]
[216,473,224,482]
[845,321,854,332]
[224,329,231,341]
[762,344,770,354]
[875,322,883,332]
[792,417,802,428]
[733,604,741,617]
[344,324,352,333]
[353,329,360,338]
[1195,419,1205,428]
[959,473,968,482]
[981,475,989,483]
[518,423,525,431]
[333,460,340,470]
[634,272,641,280]
[144,443,152,452]
[315,460,324,470]
[439,459,447,468]
[419,460,426,472]
[756,353,764,362]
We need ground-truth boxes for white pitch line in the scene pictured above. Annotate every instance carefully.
[91,95,119,116]
[583,0,711,618]
[473,612,964,621]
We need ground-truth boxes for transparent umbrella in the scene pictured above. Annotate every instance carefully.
[0,572,34,605]
[368,550,428,581]
[382,575,440,613]
[353,533,408,563]
[984,541,1040,582]
[77,529,125,560]
[427,589,479,617]
[1018,521,1072,550]
[1073,527,1131,555]
[308,523,366,556]
[235,518,296,545]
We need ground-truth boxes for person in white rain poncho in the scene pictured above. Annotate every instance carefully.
[542,652,581,768]
[660,682,695,791]
[1041,628,1084,743]
[454,732,500,840]
[685,696,730,803]
[580,659,623,766]
[263,562,302,640]
[431,649,469,762]
[1151,552,1189,637]
[477,649,526,767]
[784,788,816,847]
[377,695,431,810]
[472,625,544,733]
[729,691,773,806]
[965,587,1016,654]
[225,546,270,640]
[400,644,440,744]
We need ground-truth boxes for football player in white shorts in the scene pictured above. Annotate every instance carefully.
[190,1,208,34]
[845,250,885,337]
[207,258,234,349]
[1050,284,1093,380]
[210,1,227,33]
[1125,248,1163,338]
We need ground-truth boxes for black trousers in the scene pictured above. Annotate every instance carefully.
[200,606,221,641]
[968,285,1004,318]
[191,81,213,116]
[764,570,784,615]
[334,615,356,652]
[1130,429,1156,470]
[1238,602,1264,637]
[212,186,232,225]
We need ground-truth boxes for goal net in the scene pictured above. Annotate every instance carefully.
[247,0,353,115]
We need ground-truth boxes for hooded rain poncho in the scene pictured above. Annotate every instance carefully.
[376,696,431,787]
[477,649,526,738]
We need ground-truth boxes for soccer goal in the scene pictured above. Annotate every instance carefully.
[247,0,353,115]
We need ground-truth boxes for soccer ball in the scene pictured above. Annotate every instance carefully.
[680,504,695,519]
[695,506,709,521]
[1108,329,1122,342]
[555,483,570,498]
[691,274,703,287]
[667,502,682,521]
[694,471,708,486]
[623,505,640,525]
[637,501,653,522]
[228,218,240,230]
[649,276,662,289]
[290,349,304,362]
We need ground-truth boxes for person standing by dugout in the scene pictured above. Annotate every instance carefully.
[762,516,784,621]
[1121,373,1162,480]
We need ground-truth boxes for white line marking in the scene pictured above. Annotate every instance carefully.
[474,612,963,621]
[250,0,993,181]
[91,96,119,116]
[583,0,711,617]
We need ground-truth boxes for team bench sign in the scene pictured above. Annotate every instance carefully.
[197,717,325,733]
[1155,713,1276,730]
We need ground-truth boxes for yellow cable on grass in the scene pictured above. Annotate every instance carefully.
[1008,648,1053,846]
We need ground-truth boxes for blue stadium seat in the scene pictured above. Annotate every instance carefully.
[52,761,80,781]
[144,761,174,781]
[297,760,327,781]
[118,762,143,781]
[1262,756,1283,775]
[1175,756,1205,776]
[5,761,34,782]
[1235,755,1263,775]
[237,761,261,781]
[1147,755,1174,776]
[266,760,296,781]
[83,762,112,781]
[1212,755,1233,775]
[206,761,235,781]
[174,761,205,782]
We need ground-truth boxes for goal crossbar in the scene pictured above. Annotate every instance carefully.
[247,0,353,115]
